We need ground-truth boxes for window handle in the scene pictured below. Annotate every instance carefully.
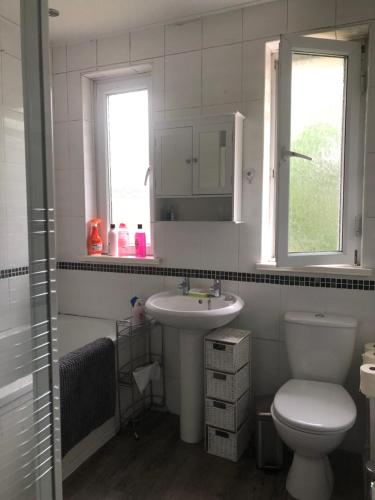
[282,148,312,162]
[144,166,151,186]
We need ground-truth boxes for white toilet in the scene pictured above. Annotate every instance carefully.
[271,312,357,500]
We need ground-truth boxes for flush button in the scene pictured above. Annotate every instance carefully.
[315,313,325,318]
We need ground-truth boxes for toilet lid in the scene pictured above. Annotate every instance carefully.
[273,379,356,434]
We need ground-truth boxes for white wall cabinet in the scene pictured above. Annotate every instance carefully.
[153,112,244,222]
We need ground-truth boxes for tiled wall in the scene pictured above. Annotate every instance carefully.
[52,0,375,452]
[0,1,31,334]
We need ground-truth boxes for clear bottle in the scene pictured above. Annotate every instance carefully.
[118,223,130,256]
[108,223,118,256]
[135,224,146,258]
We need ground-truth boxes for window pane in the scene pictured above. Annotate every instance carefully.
[107,89,150,245]
[288,53,345,254]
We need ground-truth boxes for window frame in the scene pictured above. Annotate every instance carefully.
[274,35,363,267]
[94,74,153,255]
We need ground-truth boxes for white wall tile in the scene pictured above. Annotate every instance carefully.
[67,40,96,71]
[200,222,239,271]
[52,73,68,122]
[202,43,242,106]
[3,109,25,165]
[83,167,96,221]
[0,17,20,58]
[52,45,67,74]
[165,51,201,109]
[243,39,266,102]
[203,10,242,48]
[243,0,287,41]
[2,54,22,111]
[151,57,164,112]
[165,19,202,55]
[58,270,133,319]
[238,282,281,341]
[153,222,201,267]
[67,71,83,121]
[252,338,280,396]
[97,33,130,66]
[287,0,335,33]
[53,122,68,170]
[362,217,375,267]
[68,120,84,170]
[131,26,164,61]
[0,0,20,24]
[366,86,375,154]
[336,0,375,25]
[364,153,375,217]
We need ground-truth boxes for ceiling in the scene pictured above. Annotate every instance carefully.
[48,0,271,44]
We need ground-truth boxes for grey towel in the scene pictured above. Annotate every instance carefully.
[59,337,116,457]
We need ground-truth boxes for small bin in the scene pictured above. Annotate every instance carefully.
[205,328,250,373]
[256,396,283,470]
[206,390,249,432]
[206,364,249,403]
[206,420,249,462]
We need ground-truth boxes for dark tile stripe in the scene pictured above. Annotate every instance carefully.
[56,261,375,291]
[0,266,29,279]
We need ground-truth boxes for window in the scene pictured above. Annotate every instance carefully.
[95,75,152,253]
[263,35,363,267]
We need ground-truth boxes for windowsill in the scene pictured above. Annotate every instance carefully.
[256,262,373,277]
[80,255,161,266]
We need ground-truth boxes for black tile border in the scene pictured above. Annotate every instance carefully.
[56,261,375,291]
[0,266,29,279]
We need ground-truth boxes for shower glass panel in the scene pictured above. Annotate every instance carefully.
[0,1,61,499]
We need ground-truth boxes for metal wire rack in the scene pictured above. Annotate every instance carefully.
[116,316,165,436]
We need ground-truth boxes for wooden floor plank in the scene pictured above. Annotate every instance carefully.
[63,412,363,500]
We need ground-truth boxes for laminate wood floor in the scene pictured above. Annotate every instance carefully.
[63,412,363,500]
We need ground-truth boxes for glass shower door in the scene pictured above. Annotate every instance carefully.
[0,1,62,498]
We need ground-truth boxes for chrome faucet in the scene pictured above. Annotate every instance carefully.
[178,277,190,296]
[209,279,221,298]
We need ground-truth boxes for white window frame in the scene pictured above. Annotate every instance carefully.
[95,74,153,255]
[275,35,363,267]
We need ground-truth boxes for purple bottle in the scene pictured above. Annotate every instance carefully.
[135,224,146,258]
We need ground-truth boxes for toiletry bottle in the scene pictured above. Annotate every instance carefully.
[108,223,118,256]
[88,218,103,255]
[118,223,130,256]
[135,224,146,258]
[131,296,145,324]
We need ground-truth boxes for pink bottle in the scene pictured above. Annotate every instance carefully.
[135,224,146,258]
[118,223,130,256]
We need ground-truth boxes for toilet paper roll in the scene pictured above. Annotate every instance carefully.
[360,364,375,398]
[363,351,375,364]
[364,342,375,352]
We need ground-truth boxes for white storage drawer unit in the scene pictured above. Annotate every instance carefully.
[205,390,249,432]
[206,420,249,462]
[206,364,249,402]
[205,328,250,373]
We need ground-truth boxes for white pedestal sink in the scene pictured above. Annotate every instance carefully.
[145,290,244,443]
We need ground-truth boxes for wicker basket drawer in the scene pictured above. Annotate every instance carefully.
[206,391,249,432]
[205,329,250,374]
[206,420,249,462]
[206,364,249,403]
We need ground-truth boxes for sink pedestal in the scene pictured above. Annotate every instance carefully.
[180,329,207,443]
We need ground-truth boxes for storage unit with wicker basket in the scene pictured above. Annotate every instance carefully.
[204,328,251,462]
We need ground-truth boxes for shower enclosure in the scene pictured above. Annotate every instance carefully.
[0,1,62,498]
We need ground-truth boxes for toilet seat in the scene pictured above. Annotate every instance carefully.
[273,379,356,435]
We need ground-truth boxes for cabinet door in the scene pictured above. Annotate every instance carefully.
[154,127,193,196]
[193,123,233,195]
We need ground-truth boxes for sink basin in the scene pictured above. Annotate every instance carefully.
[145,291,244,330]
[145,288,244,444]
